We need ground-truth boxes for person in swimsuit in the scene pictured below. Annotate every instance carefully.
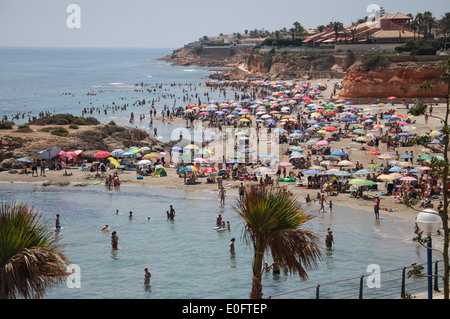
[111,231,118,249]
[144,267,151,285]
[229,238,235,255]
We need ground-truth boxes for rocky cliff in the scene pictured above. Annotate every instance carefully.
[339,57,447,99]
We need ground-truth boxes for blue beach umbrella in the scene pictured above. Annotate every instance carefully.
[331,150,347,156]
[303,169,321,175]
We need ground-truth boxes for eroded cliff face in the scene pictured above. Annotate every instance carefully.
[339,60,447,99]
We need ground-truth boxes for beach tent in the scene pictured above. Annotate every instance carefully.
[153,165,167,177]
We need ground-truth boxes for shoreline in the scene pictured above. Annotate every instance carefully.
[0,167,420,223]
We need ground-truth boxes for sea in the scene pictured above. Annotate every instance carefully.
[0,47,431,299]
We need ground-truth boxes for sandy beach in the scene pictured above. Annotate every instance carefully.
[1,94,447,224]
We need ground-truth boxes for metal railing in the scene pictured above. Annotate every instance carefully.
[266,260,444,299]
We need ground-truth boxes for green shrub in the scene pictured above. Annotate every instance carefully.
[0,121,14,130]
[107,121,117,126]
[50,127,69,137]
[69,124,79,129]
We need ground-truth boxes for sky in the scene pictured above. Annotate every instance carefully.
[0,0,448,49]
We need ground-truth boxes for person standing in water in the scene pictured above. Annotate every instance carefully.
[144,267,151,285]
[169,205,175,219]
[325,228,334,249]
[229,238,235,255]
[111,231,118,249]
[55,214,61,230]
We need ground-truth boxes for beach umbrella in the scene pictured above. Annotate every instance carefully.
[257,154,278,159]
[337,160,352,166]
[181,165,199,173]
[366,151,381,155]
[400,154,414,159]
[334,171,352,177]
[349,179,377,186]
[143,153,159,159]
[353,129,366,135]
[418,154,433,161]
[303,169,321,175]
[170,146,184,152]
[203,167,217,174]
[110,149,125,156]
[418,166,431,171]
[331,150,347,156]
[17,157,32,163]
[279,162,293,167]
[120,151,136,157]
[420,148,432,153]
[376,174,395,181]
[184,144,199,150]
[137,159,152,165]
[94,151,111,159]
[315,140,329,146]
[39,146,61,160]
[389,167,403,173]
[367,164,380,170]
[377,153,398,160]
[353,169,373,175]
[399,176,417,181]
[193,157,209,164]
[387,96,397,100]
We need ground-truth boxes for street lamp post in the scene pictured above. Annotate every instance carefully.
[416,209,442,299]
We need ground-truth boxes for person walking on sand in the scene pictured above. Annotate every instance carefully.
[329,200,333,213]
[111,231,118,249]
[374,195,381,220]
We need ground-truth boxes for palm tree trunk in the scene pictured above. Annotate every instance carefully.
[250,238,265,299]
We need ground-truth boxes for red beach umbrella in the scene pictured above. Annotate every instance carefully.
[94,151,111,158]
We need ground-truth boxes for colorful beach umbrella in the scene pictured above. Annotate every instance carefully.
[94,151,111,158]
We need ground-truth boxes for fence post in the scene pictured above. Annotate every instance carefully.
[434,260,441,292]
[359,276,364,299]
[401,267,406,298]
[316,285,320,299]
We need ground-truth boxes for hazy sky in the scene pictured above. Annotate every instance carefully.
[0,0,448,49]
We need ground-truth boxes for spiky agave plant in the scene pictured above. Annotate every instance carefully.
[233,186,322,299]
[0,202,70,299]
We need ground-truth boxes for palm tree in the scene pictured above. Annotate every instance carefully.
[423,11,436,39]
[0,202,69,299]
[332,21,343,42]
[233,185,322,299]
[415,13,424,39]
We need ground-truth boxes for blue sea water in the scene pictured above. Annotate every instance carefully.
[0,182,428,299]
[0,48,430,299]
[0,47,227,142]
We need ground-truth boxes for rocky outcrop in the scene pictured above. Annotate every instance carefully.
[0,123,171,170]
[339,58,447,99]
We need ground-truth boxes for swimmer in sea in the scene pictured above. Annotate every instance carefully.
[101,225,109,231]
